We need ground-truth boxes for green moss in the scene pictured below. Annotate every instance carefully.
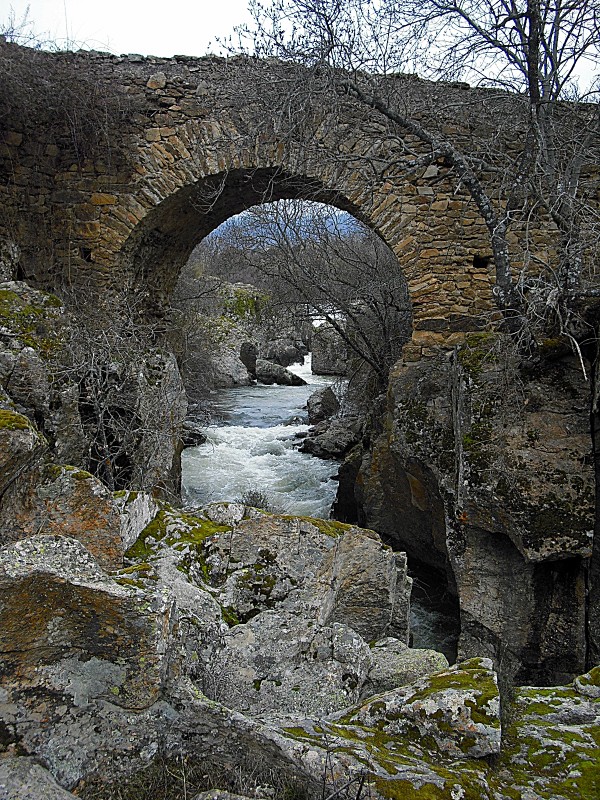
[114,577,145,588]
[124,505,231,562]
[406,662,498,710]
[373,777,446,800]
[458,332,500,376]
[0,409,33,431]
[279,514,367,538]
[119,563,153,575]
[221,285,268,323]
[577,666,600,687]
[0,287,62,356]
[64,465,94,480]
[221,605,240,627]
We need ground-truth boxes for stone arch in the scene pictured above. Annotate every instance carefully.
[106,118,496,349]
[119,166,369,315]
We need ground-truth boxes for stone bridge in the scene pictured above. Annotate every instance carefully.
[0,41,568,351]
[1,41,599,688]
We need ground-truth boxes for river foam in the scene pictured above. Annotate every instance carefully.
[181,356,340,517]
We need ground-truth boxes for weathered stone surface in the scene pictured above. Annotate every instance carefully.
[0,499,597,799]
[0,408,46,500]
[255,358,307,386]
[306,386,339,424]
[0,535,174,711]
[114,489,160,551]
[311,325,347,376]
[574,665,600,698]
[355,337,594,683]
[0,465,127,570]
[499,677,600,799]
[201,513,411,642]
[211,346,253,388]
[205,613,373,716]
[346,658,502,759]
[363,636,449,695]
[261,338,306,368]
[318,530,411,643]
[0,756,76,799]
[299,416,362,459]
[239,340,258,376]
[119,506,412,717]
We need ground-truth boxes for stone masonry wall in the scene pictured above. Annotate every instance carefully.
[1,42,595,353]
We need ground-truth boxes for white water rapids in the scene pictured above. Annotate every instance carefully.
[181,357,459,660]
[181,358,339,517]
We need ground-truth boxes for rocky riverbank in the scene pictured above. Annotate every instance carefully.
[1,483,598,799]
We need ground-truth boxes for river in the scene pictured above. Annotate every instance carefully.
[181,357,458,660]
[181,358,338,516]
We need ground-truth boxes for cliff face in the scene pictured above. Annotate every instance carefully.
[352,334,595,685]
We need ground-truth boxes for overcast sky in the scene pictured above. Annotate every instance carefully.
[3,0,252,57]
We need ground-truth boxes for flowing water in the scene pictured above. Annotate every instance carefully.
[182,358,340,517]
[182,357,458,660]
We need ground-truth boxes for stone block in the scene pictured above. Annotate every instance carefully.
[146,72,167,89]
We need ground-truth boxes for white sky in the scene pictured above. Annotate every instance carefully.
[2,0,252,56]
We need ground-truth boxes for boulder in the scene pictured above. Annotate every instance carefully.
[317,530,411,643]
[0,535,174,711]
[182,418,208,448]
[299,416,362,459]
[0,464,157,571]
[0,465,138,571]
[204,612,373,716]
[363,636,449,695]
[261,338,306,368]
[194,513,413,717]
[255,359,306,386]
[239,340,258,376]
[346,658,501,759]
[211,351,252,387]
[311,324,347,375]
[0,757,77,799]
[306,386,339,424]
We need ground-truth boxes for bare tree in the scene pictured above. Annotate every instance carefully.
[53,290,186,495]
[201,199,412,387]
[236,0,600,340]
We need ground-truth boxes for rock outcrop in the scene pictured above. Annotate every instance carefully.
[311,324,347,375]
[353,334,595,684]
[255,358,307,386]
